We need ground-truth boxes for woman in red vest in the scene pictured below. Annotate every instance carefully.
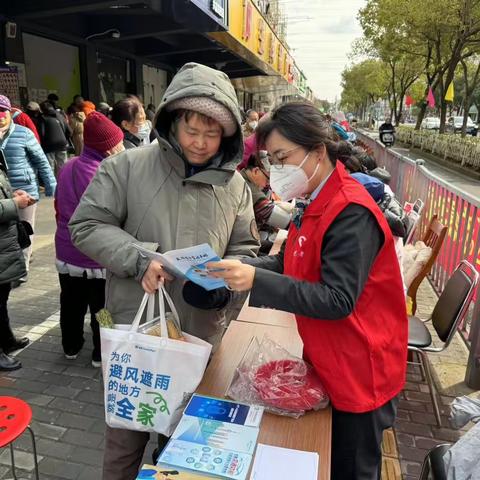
[208,102,408,480]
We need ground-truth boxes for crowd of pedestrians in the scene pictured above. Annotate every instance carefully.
[0,62,411,480]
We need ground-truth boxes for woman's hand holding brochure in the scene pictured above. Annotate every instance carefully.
[141,260,173,294]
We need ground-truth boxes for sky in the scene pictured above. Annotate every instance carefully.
[283,0,367,102]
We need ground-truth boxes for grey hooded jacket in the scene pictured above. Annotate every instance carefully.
[69,63,259,347]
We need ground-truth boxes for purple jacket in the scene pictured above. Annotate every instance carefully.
[55,146,105,268]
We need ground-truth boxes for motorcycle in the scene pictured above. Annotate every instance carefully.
[379,128,395,147]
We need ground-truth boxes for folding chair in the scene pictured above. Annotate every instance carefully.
[408,261,479,426]
[405,198,425,244]
[418,443,451,480]
[407,214,447,315]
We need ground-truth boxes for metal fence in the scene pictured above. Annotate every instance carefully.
[357,131,480,344]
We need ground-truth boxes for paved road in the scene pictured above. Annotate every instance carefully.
[364,131,480,200]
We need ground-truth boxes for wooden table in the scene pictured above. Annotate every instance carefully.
[197,320,332,480]
[237,300,296,329]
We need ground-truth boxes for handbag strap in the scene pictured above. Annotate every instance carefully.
[130,282,180,337]
[160,284,181,332]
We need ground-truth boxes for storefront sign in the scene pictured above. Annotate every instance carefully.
[213,0,297,82]
[277,44,284,73]
[257,18,265,55]
[242,0,253,40]
[0,67,20,106]
[287,58,294,84]
[268,32,276,65]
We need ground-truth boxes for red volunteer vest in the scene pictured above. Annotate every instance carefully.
[284,162,407,413]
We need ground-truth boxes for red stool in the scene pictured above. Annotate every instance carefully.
[0,396,39,479]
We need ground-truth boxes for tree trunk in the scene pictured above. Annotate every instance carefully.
[439,98,449,134]
[415,90,428,130]
[461,101,471,138]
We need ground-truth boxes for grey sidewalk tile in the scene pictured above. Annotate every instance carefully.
[67,446,104,467]
[37,457,84,480]
[0,449,44,471]
[56,412,97,431]
[36,438,76,460]
[44,385,82,399]
[61,429,104,448]
[30,421,67,441]
[75,389,104,406]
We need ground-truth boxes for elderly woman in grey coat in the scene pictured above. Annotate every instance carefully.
[70,62,260,480]
[0,157,33,371]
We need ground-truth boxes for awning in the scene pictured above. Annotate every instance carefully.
[1,0,266,77]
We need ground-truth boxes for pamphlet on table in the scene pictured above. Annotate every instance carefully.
[132,243,226,291]
[158,394,264,479]
[136,464,213,479]
[251,444,319,480]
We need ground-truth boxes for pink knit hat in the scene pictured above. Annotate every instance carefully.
[166,96,237,137]
[0,95,11,111]
[83,112,124,153]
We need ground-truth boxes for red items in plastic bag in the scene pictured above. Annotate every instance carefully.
[227,336,329,418]
[254,359,328,413]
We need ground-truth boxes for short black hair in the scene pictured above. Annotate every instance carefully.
[47,93,59,102]
[111,97,143,126]
[245,154,259,169]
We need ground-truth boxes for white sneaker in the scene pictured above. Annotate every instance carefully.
[91,359,101,368]
[65,353,78,360]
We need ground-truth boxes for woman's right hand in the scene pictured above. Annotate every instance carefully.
[141,260,173,294]
[13,190,31,209]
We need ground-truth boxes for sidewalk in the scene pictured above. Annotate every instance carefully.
[0,197,478,479]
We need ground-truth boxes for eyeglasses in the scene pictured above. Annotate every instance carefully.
[259,168,270,180]
[266,146,303,167]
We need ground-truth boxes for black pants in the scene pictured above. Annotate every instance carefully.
[0,283,14,349]
[59,273,105,358]
[331,396,398,480]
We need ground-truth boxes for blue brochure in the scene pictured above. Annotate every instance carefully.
[158,395,264,480]
[184,395,263,427]
[132,244,226,291]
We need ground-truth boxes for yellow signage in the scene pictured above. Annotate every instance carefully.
[218,0,290,79]
[257,18,265,55]
[268,32,276,65]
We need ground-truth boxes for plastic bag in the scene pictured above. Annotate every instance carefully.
[442,395,480,478]
[137,311,185,341]
[227,336,329,418]
[444,421,480,479]
[449,395,480,429]
[101,286,212,435]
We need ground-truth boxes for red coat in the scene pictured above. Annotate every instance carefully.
[284,162,407,412]
[12,108,41,144]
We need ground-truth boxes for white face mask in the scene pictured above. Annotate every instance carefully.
[270,151,320,201]
[248,121,258,130]
[136,122,151,142]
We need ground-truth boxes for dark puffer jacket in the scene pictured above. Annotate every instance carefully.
[378,193,408,238]
[0,163,26,285]
[38,108,71,153]
[351,172,407,238]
